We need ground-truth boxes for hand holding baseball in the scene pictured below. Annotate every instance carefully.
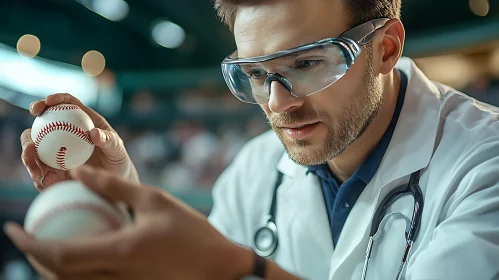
[21,93,139,190]
[4,165,254,280]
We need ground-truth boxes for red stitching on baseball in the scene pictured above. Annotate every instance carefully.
[28,202,123,234]
[56,147,68,170]
[45,104,81,112]
[34,121,93,151]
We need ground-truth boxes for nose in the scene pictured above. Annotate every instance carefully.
[267,81,305,113]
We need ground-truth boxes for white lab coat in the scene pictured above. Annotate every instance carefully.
[208,57,499,280]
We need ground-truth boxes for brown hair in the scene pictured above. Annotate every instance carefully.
[213,0,401,31]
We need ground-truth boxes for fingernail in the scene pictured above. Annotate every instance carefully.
[29,101,35,111]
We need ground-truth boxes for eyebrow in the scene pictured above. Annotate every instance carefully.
[240,64,261,73]
[239,46,327,62]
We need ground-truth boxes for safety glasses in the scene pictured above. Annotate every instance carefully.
[221,18,389,104]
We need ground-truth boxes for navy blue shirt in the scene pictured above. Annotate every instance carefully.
[307,70,408,246]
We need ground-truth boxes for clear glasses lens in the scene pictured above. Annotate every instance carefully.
[222,44,349,104]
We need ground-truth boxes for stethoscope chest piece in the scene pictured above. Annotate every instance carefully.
[254,217,278,257]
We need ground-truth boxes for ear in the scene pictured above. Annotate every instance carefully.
[375,19,405,75]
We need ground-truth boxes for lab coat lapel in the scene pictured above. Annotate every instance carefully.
[329,58,443,279]
[276,154,334,279]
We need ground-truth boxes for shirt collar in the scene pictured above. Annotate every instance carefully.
[308,70,408,185]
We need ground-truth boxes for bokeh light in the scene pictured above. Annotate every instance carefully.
[415,55,478,89]
[490,47,499,77]
[469,0,489,17]
[152,20,186,49]
[76,0,129,22]
[92,0,129,22]
[16,34,41,58]
[81,50,106,76]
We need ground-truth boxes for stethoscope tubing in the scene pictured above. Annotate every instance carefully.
[254,169,424,280]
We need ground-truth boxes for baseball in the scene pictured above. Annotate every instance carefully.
[31,104,95,170]
[24,180,131,240]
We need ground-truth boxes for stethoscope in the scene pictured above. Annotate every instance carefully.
[254,170,424,280]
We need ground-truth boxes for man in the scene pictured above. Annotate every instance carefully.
[6,0,499,279]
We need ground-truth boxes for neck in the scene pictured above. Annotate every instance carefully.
[327,69,401,183]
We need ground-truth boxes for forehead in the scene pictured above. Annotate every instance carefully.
[233,0,349,59]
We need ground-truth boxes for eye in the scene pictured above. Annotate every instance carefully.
[296,60,322,69]
[247,68,267,79]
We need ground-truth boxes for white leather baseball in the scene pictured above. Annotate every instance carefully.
[24,180,130,240]
[31,104,95,170]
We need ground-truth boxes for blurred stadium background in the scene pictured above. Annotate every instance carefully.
[0,0,498,278]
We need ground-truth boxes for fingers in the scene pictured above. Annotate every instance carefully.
[30,93,112,130]
[69,165,147,209]
[45,93,112,130]
[21,129,66,190]
[90,128,115,149]
[21,129,42,183]
[27,255,57,280]
[29,254,118,280]
[20,129,59,190]
[4,222,128,273]
[89,128,128,165]
[29,100,47,116]
[40,170,63,187]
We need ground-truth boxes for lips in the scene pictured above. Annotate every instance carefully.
[282,122,320,139]
[281,121,319,129]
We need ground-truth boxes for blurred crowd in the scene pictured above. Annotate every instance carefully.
[115,85,269,192]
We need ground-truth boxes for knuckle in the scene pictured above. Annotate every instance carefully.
[60,93,73,103]
[20,128,31,139]
[21,143,33,155]
[67,93,81,104]
[34,181,44,191]
[22,148,38,167]
[48,93,63,99]
[21,151,28,166]
[20,132,32,147]
[117,137,125,147]
[110,131,125,147]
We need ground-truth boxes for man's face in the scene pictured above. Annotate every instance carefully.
[234,0,384,166]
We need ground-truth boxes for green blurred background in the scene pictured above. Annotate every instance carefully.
[0,0,498,278]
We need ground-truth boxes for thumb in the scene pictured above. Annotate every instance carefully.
[3,222,33,253]
[69,165,142,208]
[89,128,127,162]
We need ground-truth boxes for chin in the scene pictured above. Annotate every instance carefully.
[284,141,329,166]
[275,129,331,165]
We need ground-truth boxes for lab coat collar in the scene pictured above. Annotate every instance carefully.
[277,57,441,185]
